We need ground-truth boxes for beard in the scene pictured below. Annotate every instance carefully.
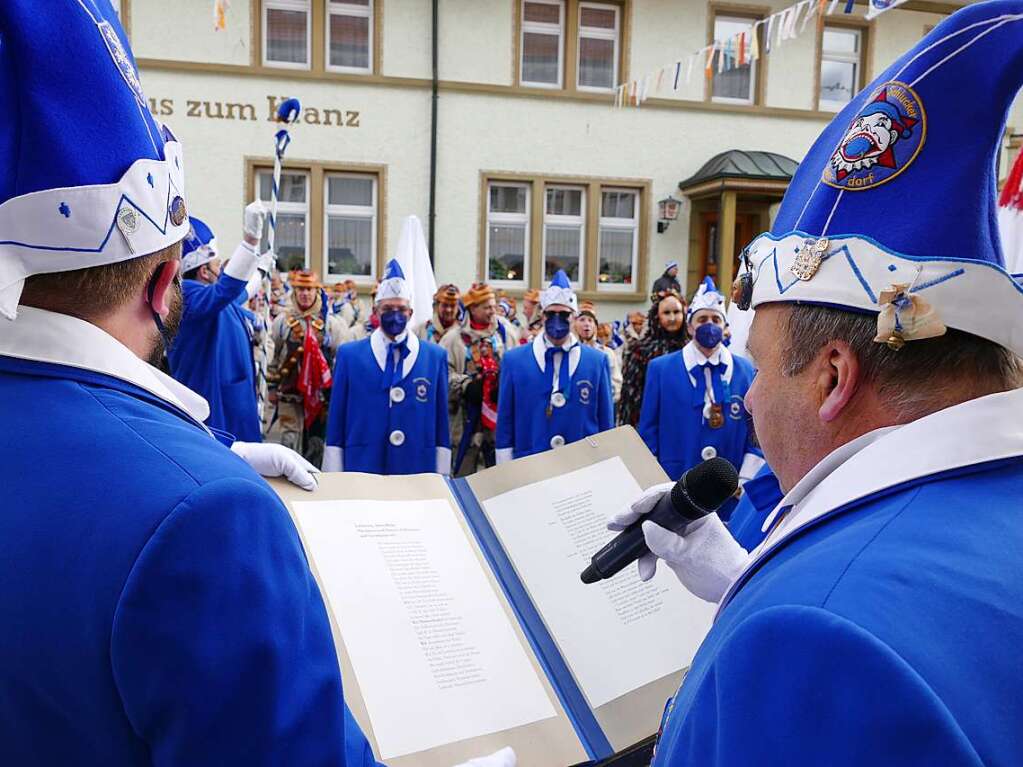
[146,277,184,368]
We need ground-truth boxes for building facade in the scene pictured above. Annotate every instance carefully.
[121,0,1021,316]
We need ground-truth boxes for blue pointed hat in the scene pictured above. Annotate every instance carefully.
[181,217,218,273]
[689,276,726,320]
[541,269,578,311]
[746,1,1023,355]
[376,258,412,303]
[0,0,188,319]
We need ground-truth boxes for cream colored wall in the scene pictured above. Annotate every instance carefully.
[437,0,515,85]
[137,70,431,282]
[132,0,251,66]
[381,0,433,78]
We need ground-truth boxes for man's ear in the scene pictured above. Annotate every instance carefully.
[147,259,180,317]
[818,341,861,422]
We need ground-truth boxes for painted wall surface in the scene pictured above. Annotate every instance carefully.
[130,0,1023,319]
[134,0,251,66]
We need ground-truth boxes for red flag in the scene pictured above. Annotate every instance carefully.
[296,321,333,429]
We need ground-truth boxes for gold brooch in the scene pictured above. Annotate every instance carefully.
[791,237,830,281]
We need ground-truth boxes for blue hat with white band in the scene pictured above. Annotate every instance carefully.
[745,0,1023,355]
[0,0,188,319]
[181,217,218,273]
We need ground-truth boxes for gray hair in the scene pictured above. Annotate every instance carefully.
[782,304,1023,421]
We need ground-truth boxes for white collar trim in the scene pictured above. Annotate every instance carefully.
[0,306,211,429]
[718,388,1023,615]
[532,332,581,377]
[682,340,733,385]
[370,327,420,380]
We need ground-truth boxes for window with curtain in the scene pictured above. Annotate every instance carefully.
[521,0,565,87]
[597,189,638,291]
[577,3,619,91]
[711,15,758,104]
[487,183,531,286]
[819,26,862,111]
[325,173,377,280]
[257,170,310,271]
[328,0,372,72]
[264,0,311,67]
[543,186,585,286]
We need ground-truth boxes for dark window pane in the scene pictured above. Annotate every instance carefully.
[546,188,582,216]
[489,185,527,214]
[266,9,308,64]
[522,32,560,84]
[327,216,373,276]
[524,1,561,24]
[329,13,370,69]
[258,172,307,203]
[264,212,307,271]
[580,6,615,28]
[601,191,635,219]
[544,225,581,281]
[599,229,634,285]
[820,60,857,105]
[579,36,614,89]
[328,175,374,206]
[488,225,527,281]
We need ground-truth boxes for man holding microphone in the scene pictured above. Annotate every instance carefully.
[615,4,1023,763]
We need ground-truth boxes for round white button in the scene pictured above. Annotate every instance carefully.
[389,429,406,447]
[550,435,566,449]
[551,392,567,408]
[701,446,717,460]
[390,386,405,403]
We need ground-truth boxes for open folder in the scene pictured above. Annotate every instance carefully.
[271,426,715,767]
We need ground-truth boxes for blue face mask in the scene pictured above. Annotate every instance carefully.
[694,321,723,349]
[545,313,572,341]
[380,309,409,338]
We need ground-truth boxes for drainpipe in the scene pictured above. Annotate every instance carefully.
[428,0,439,266]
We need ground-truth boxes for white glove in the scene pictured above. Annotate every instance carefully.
[243,200,267,241]
[609,483,749,603]
[452,747,516,767]
[256,250,275,275]
[231,441,320,492]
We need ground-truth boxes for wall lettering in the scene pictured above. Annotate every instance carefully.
[147,94,360,128]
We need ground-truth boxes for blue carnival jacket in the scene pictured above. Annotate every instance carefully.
[168,275,261,441]
[653,389,1023,767]
[325,329,450,475]
[726,463,783,551]
[495,334,614,462]
[0,312,380,766]
[639,343,757,482]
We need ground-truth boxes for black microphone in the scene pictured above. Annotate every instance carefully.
[580,457,739,584]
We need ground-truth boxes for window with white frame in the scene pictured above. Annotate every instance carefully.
[819,26,862,111]
[577,3,619,91]
[521,0,565,88]
[543,186,585,286]
[327,0,373,73]
[257,170,310,271]
[487,183,531,286]
[264,0,311,68]
[711,15,757,105]
[325,173,377,281]
[597,189,638,291]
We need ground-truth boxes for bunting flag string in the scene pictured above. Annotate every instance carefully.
[614,0,901,108]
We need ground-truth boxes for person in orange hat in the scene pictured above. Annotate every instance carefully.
[439,281,511,475]
[330,278,364,331]
[574,301,622,405]
[268,269,349,463]
[522,288,541,327]
[418,283,461,343]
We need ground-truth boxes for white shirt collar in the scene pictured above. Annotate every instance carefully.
[0,306,211,428]
[682,340,734,385]
[370,327,420,380]
[531,332,581,377]
[718,387,1023,615]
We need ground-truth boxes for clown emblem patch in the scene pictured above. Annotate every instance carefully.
[414,378,430,403]
[823,82,925,191]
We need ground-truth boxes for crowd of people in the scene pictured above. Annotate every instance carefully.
[163,214,762,499]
